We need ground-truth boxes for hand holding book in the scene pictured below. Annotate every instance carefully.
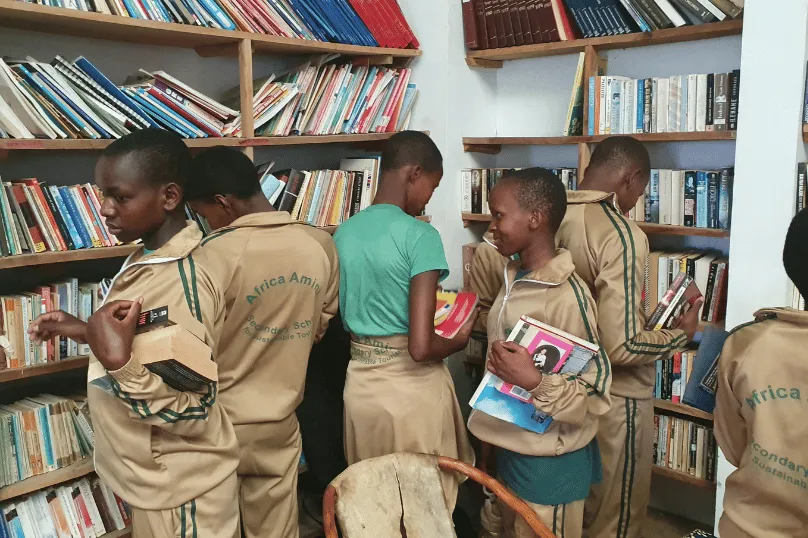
[487,340,542,392]
[86,298,143,371]
[673,297,704,342]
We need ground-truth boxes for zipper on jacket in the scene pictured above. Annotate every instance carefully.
[495,264,562,340]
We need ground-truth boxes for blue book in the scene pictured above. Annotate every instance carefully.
[588,77,596,136]
[121,0,145,18]
[707,171,719,229]
[648,169,660,223]
[718,167,733,230]
[636,79,645,133]
[59,186,93,249]
[133,89,205,137]
[81,186,111,246]
[196,0,236,30]
[32,404,55,470]
[333,0,375,46]
[288,0,329,41]
[31,67,113,138]
[125,90,199,138]
[682,326,729,413]
[73,57,158,128]
[147,0,173,22]
[655,361,662,398]
[50,186,85,249]
[695,171,708,228]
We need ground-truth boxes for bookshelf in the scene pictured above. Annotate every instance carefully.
[465,20,743,67]
[0,458,94,502]
[0,245,139,270]
[652,466,716,490]
[654,399,713,422]
[462,132,737,153]
[0,355,90,382]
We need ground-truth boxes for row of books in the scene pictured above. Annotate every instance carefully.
[653,414,716,481]
[261,157,381,227]
[1,279,108,369]
[0,56,237,140]
[17,0,418,48]
[588,71,741,135]
[625,167,733,230]
[0,475,131,538]
[461,0,743,50]
[654,350,696,402]
[0,177,119,258]
[226,59,417,137]
[645,251,728,323]
[460,167,578,215]
[0,394,93,488]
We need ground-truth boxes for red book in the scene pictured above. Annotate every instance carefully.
[672,353,682,403]
[9,184,47,253]
[72,486,94,537]
[436,292,479,339]
[35,286,55,361]
[21,178,68,251]
[549,0,576,41]
[384,0,420,48]
[347,0,388,47]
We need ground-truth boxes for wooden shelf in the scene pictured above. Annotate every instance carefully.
[463,132,736,153]
[0,1,420,59]
[0,457,94,501]
[103,528,132,538]
[0,356,89,383]
[0,245,138,270]
[654,399,713,422]
[466,20,742,67]
[637,223,730,238]
[462,213,491,226]
[0,132,414,152]
[652,465,716,490]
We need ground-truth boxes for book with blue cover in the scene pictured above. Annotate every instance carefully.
[683,325,729,413]
[469,315,599,434]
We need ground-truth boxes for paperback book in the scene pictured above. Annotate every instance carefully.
[435,291,478,339]
[645,272,703,331]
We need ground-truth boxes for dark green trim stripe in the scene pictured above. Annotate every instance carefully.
[180,503,187,538]
[187,254,202,322]
[552,505,559,535]
[191,499,198,538]
[178,259,194,314]
[728,314,777,336]
[601,202,635,339]
[609,206,640,336]
[111,379,217,423]
[617,398,631,538]
[200,227,236,246]
[623,399,638,537]
[569,276,610,394]
[561,503,566,538]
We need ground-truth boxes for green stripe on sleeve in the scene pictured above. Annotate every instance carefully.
[600,202,635,339]
[569,277,610,394]
[187,254,203,322]
[191,499,198,538]
[178,259,194,314]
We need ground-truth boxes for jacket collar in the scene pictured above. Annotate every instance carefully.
[224,211,300,230]
[131,222,202,263]
[754,307,808,325]
[504,249,576,287]
[567,189,619,211]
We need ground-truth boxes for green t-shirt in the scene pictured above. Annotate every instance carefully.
[334,204,449,337]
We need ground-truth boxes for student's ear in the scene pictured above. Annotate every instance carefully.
[163,182,182,212]
[214,194,231,212]
[528,209,544,231]
[407,165,422,184]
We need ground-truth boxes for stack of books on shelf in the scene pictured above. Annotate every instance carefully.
[1,279,108,369]
[260,157,380,227]
[461,167,578,215]
[1,475,131,537]
[626,167,733,230]
[0,177,119,258]
[645,251,727,324]
[0,393,94,488]
[461,0,743,49]
[653,413,716,481]
[227,59,417,137]
[587,70,741,135]
[0,56,237,140]
[14,0,419,49]
[654,350,697,402]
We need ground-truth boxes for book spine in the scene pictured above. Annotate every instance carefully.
[588,76,596,136]
[461,170,472,213]
[702,261,718,321]
[797,163,806,214]
[41,186,75,251]
[695,171,708,228]
[683,171,696,227]
[50,187,84,249]
[643,78,652,133]
[706,73,715,130]
[707,171,720,229]
[471,169,482,214]
[728,69,740,131]
[713,72,728,131]
[59,187,93,249]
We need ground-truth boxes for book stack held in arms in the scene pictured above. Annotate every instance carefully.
[0,393,94,488]
[469,315,600,433]
[625,167,733,231]
[653,414,716,481]
[461,0,743,49]
[0,176,119,258]
[461,167,578,215]
[645,253,728,324]
[258,157,382,227]
[13,0,419,49]
[435,291,479,339]
[224,56,417,138]
[589,70,741,135]
[1,279,109,369]
[0,56,237,140]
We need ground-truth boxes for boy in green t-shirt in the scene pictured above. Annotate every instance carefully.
[333,131,476,511]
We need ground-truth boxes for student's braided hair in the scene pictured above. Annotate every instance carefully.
[102,128,192,188]
[498,167,567,232]
[784,208,808,301]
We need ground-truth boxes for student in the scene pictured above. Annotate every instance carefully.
[714,208,808,538]
[183,146,339,538]
[333,130,476,511]
[28,129,240,538]
[467,168,611,538]
[556,136,701,538]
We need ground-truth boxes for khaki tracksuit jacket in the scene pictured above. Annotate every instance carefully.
[556,191,687,399]
[91,223,239,511]
[468,249,612,457]
[195,211,339,426]
[468,235,508,338]
[715,308,808,538]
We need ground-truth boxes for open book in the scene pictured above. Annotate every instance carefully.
[469,315,599,433]
[435,291,478,339]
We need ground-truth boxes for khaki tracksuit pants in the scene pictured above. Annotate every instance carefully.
[501,495,585,538]
[584,396,653,538]
[236,415,302,538]
[131,473,240,538]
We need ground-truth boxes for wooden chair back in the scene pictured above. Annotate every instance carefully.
[322,452,556,538]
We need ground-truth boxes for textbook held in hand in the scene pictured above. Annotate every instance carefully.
[645,272,703,331]
[435,291,478,339]
[469,315,599,434]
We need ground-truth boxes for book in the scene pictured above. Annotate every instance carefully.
[645,272,703,331]
[461,167,577,214]
[681,325,728,413]
[653,413,715,480]
[469,314,599,433]
[563,52,586,136]
[435,291,479,339]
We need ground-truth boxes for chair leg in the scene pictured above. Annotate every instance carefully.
[322,485,339,538]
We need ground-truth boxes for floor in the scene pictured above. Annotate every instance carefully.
[642,508,712,538]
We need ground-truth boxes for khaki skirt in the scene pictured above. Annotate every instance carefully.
[344,335,474,510]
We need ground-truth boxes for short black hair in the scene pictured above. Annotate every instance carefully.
[784,208,808,300]
[588,136,651,176]
[497,167,567,232]
[380,131,442,173]
[102,128,192,187]
[185,146,261,201]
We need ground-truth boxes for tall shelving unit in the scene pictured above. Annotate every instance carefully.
[460,19,741,529]
[0,3,425,536]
